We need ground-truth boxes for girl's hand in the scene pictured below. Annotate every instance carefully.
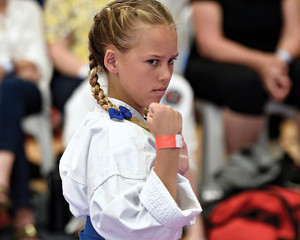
[178,139,189,175]
[146,102,182,137]
[147,103,188,174]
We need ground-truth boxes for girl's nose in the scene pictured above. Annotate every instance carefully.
[159,64,172,82]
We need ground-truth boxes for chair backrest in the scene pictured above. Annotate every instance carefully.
[174,5,194,75]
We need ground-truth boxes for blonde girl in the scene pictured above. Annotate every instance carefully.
[59,0,202,239]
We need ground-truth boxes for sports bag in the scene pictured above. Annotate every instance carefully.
[206,186,300,240]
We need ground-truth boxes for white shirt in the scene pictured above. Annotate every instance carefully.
[0,0,52,105]
[59,99,202,240]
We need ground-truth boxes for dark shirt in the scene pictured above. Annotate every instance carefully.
[191,0,282,52]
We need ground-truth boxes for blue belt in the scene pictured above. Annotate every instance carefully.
[79,216,105,240]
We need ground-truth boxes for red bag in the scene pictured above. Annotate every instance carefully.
[206,186,300,240]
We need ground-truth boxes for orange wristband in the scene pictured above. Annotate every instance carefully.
[155,134,183,149]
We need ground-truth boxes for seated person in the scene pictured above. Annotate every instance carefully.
[185,0,300,155]
[0,0,52,239]
[44,0,111,115]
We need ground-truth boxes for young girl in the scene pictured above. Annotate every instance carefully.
[59,0,202,239]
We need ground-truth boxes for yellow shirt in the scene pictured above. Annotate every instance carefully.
[44,0,111,62]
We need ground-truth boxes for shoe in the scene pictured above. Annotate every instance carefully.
[0,185,10,211]
[14,223,41,240]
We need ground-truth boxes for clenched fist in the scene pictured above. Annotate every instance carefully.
[146,103,182,137]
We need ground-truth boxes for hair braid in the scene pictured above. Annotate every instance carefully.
[89,54,115,111]
[88,53,151,133]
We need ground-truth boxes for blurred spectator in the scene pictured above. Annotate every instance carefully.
[44,0,111,116]
[0,0,52,239]
[43,0,113,235]
[185,0,300,155]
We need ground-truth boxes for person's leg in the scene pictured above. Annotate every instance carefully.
[0,76,41,237]
[224,109,265,155]
[0,152,14,190]
[185,57,268,155]
[286,57,300,162]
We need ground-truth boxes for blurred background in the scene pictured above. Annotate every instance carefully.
[1,0,300,239]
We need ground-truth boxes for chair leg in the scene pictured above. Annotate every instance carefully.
[200,101,225,184]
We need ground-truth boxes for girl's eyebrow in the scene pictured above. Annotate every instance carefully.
[146,52,179,58]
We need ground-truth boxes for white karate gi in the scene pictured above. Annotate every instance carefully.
[60,98,202,240]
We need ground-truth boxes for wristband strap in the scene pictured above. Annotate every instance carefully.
[155,134,183,149]
[276,49,292,64]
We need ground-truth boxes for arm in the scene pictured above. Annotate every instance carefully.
[48,35,86,77]
[147,103,183,200]
[89,172,201,240]
[44,0,86,78]
[192,1,276,69]
[276,0,300,58]
[16,1,52,84]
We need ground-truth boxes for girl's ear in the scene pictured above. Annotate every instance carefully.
[104,49,118,74]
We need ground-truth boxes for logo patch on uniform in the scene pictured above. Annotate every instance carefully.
[165,90,182,104]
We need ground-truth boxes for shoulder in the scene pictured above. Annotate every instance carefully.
[86,109,152,147]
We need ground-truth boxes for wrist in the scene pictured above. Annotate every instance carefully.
[77,64,89,79]
[276,49,292,64]
[155,134,183,150]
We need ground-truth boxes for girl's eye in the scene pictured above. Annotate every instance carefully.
[168,58,177,65]
[147,59,158,65]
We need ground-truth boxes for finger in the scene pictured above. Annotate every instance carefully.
[279,76,292,90]
[274,76,291,101]
[147,103,156,119]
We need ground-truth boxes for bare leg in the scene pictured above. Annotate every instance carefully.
[14,207,40,240]
[0,151,14,188]
[0,151,40,239]
[224,108,265,155]
[0,151,14,214]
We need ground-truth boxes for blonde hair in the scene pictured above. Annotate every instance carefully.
[88,0,175,132]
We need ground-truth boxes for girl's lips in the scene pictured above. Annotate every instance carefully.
[153,88,167,97]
